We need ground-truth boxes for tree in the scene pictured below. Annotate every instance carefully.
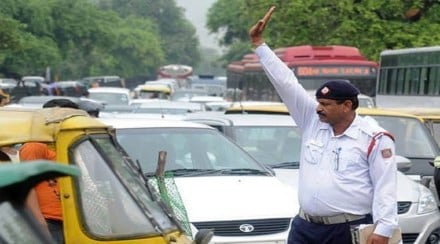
[97,0,201,67]
[207,0,440,62]
[0,0,165,80]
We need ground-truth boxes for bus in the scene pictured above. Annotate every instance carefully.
[376,46,440,108]
[227,45,378,101]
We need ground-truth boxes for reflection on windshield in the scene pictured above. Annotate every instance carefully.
[115,128,268,176]
[233,126,302,167]
[364,115,436,158]
[89,93,129,105]
[72,137,175,238]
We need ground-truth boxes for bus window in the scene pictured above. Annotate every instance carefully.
[376,46,440,108]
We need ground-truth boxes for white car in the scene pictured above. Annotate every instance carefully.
[100,117,298,243]
[186,113,440,244]
[87,87,131,106]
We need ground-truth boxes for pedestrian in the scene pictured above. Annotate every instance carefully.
[21,142,63,243]
[22,99,81,244]
[249,6,398,244]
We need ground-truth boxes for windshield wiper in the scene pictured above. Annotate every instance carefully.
[218,168,270,176]
[145,168,222,177]
[270,161,300,169]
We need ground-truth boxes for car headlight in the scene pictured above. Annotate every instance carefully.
[417,184,438,214]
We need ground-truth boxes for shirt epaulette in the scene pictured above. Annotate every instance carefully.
[367,131,395,158]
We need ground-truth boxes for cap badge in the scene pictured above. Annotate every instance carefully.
[321,86,330,95]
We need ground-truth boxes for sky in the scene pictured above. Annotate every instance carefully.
[175,0,219,50]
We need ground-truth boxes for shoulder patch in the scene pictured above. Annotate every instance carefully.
[367,131,395,158]
[381,148,393,158]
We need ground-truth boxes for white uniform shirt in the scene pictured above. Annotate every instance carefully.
[255,44,398,237]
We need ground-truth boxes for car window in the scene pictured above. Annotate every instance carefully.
[365,115,437,158]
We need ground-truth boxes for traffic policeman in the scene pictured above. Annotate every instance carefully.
[249,6,399,244]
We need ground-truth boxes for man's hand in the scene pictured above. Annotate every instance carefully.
[367,233,389,244]
[249,6,275,48]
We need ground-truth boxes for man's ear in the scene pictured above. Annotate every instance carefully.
[343,100,353,111]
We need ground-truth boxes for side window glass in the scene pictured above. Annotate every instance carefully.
[72,140,155,238]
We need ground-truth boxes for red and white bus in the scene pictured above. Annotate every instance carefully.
[227,45,378,101]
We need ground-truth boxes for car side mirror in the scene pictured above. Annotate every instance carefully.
[395,155,411,172]
[194,229,214,244]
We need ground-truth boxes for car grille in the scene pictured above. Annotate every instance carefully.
[397,201,411,214]
[192,218,291,236]
[402,233,419,244]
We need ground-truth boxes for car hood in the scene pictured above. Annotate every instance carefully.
[395,171,419,201]
[174,176,298,222]
[273,169,419,202]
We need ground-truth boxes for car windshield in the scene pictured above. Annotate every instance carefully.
[71,135,176,237]
[233,126,302,168]
[170,90,207,101]
[363,115,437,158]
[138,91,169,99]
[89,93,129,105]
[115,128,269,176]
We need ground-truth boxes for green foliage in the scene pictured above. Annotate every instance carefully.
[207,0,440,62]
[100,0,201,67]
[0,0,198,80]
[0,15,24,51]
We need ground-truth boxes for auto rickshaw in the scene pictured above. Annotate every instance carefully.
[0,107,210,243]
[0,160,79,244]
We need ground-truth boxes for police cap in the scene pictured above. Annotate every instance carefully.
[315,80,360,100]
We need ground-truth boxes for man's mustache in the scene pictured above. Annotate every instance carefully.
[317,111,325,116]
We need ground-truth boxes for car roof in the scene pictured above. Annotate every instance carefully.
[18,95,81,104]
[225,102,288,114]
[136,100,203,110]
[99,117,214,129]
[190,96,225,102]
[88,87,130,93]
[225,102,422,120]
[186,113,297,127]
[137,84,171,92]
[0,107,106,146]
[385,107,440,120]
[357,107,424,121]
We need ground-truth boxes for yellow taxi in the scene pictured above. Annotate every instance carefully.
[386,107,440,147]
[0,107,203,244]
[135,83,172,99]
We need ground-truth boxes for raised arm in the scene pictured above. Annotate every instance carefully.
[249,6,276,49]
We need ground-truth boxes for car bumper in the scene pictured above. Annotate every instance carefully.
[210,231,289,244]
[399,209,440,243]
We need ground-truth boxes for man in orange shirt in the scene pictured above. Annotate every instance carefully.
[21,142,63,243]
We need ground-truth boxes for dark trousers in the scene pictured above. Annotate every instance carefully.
[287,214,373,244]
[47,219,64,244]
